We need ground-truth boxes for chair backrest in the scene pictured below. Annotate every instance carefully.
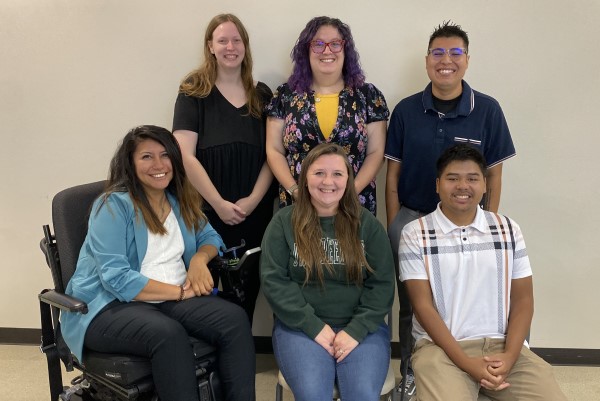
[52,181,106,289]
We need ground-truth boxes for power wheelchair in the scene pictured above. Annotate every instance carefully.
[38,180,260,401]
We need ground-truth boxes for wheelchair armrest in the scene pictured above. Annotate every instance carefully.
[39,289,88,314]
[235,247,260,272]
[209,247,261,273]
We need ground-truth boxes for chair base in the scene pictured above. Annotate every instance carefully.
[60,369,219,401]
[50,340,220,401]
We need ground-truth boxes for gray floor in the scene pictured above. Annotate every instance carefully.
[1,344,598,400]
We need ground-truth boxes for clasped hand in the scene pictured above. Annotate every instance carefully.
[466,353,516,391]
[314,325,358,363]
[215,199,247,226]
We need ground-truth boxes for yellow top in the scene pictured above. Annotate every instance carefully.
[314,93,339,139]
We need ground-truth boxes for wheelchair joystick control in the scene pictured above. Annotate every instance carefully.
[222,239,246,261]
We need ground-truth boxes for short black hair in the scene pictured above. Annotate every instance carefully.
[429,20,469,50]
[436,144,487,178]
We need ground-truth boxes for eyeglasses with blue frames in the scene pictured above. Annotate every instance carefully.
[427,47,468,59]
[310,39,346,54]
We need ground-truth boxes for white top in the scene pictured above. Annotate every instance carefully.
[140,209,187,302]
[399,204,532,342]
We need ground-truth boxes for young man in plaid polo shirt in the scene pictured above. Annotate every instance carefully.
[399,144,566,401]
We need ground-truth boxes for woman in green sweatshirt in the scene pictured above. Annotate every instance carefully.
[261,143,395,401]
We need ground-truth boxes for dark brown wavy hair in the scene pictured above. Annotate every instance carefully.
[101,125,206,234]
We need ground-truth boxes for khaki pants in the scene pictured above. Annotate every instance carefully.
[412,338,567,401]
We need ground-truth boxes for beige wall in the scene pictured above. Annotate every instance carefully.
[2,0,599,349]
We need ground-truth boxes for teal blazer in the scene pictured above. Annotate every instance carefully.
[61,191,224,361]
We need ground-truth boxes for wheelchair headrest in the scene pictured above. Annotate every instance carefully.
[52,181,106,287]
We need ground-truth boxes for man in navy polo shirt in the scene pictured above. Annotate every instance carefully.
[385,21,516,399]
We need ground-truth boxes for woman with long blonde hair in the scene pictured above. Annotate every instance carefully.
[173,13,275,323]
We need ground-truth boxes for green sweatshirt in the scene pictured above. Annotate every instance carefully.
[260,206,395,342]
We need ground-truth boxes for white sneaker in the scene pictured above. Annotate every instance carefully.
[399,373,416,400]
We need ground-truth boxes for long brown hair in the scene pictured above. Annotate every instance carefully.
[178,14,263,118]
[291,143,372,285]
[102,125,206,234]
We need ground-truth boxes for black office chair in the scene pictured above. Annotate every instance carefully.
[38,181,258,401]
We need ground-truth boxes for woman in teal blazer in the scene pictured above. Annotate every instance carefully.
[61,125,255,401]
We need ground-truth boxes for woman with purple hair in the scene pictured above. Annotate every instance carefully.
[266,16,389,215]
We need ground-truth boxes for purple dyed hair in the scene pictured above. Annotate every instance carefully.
[287,16,365,93]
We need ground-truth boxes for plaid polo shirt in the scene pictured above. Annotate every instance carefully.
[399,204,532,342]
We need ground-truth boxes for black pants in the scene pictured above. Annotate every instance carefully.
[85,296,255,401]
[388,206,427,376]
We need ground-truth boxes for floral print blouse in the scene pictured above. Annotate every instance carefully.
[266,82,389,214]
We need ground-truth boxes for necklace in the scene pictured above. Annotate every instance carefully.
[314,93,339,103]
[312,80,344,103]
[156,195,168,221]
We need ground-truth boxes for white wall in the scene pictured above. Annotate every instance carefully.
[2,0,599,349]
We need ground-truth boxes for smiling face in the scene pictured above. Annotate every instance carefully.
[309,24,345,81]
[133,139,173,197]
[426,36,469,99]
[306,153,349,216]
[436,160,486,226]
[209,21,245,72]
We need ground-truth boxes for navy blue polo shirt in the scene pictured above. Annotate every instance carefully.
[384,80,516,213]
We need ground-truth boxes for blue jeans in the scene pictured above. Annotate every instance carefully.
[272,318,390,401]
